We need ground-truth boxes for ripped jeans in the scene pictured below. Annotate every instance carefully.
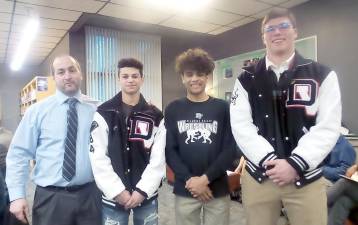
[103,199,158,225]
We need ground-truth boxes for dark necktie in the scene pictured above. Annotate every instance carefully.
[62,97,78,181]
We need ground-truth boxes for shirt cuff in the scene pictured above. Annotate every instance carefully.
[8,186,26,202]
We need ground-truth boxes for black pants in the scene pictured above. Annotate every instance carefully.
[32,183,102,225]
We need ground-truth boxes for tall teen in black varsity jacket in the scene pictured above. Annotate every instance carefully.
[230,9,341,225]
[165,48,237,225]
[89,58,166,225]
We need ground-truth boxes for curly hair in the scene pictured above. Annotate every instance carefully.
[118,58,143,77]
[175,48,215,75]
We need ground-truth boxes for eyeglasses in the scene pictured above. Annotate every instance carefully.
[263,22,292,33]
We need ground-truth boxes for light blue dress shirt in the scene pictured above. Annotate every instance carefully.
[6,90,96,201]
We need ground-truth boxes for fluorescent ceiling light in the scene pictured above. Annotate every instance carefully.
[10,17,39,71]
[145,0,212,12]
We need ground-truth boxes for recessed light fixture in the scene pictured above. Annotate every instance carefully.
[10,17,40,71]
[144,0,212,12]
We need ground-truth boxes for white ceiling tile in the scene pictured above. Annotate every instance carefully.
[6,51,48,59]
[110,0,142,5]
[27,61,44,66]
[178,8,244,26]
[280,0,310,8]
[13,15,73,30]
[0,31,8,39]
[28,59,45,63]
[109,0,179,14]
[252,6,286,19]
[5,56,45,65]
[10,23,67,37]
[0,12,12,23]
[39,19,74,30]
[15,0,106,13]
[110,0,176,13]
[211,0,271,16]
[8,33,22,41]
[8,38,57,49]
[9,34,61,48]
[0,23,10,32]
[227,16,257,27]
[110,0,149,8]
[29,48,51,54]
[258,0,289,4]
[160,16,220,33]
[7,44,52,54]
[28,52,48,57]
[0,0,14,13]
[10,23,36,34]
[0,38,7,44]
[207,26,233,35]
[35,36,61,43]
[38,27,67,37]
[15,3,81,21]
[99,3,172,24]
[31,42,57,49]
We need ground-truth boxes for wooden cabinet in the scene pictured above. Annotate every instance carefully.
[20,76,56,116]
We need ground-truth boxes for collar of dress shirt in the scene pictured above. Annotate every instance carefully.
[265,52,295,74]
[55,90,83,104]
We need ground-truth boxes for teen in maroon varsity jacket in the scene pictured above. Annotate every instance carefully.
[89,58,166,225]
[230,8,341,225]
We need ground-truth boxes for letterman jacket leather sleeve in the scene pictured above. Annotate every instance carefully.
[287,71,342,173]
[230,77,278,168]
[89,112,126,200]
[135,119,166,198]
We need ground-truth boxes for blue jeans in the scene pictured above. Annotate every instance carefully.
[103,199,158,225]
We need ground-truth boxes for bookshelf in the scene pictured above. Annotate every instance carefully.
[20,76,56,116]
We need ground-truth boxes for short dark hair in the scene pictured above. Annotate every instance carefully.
[262,8,297,33]
[51,55,82,76]
[175,48,215,75]
[118,58,143,76]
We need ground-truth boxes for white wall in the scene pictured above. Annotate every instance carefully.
[0,64,37,131]
[37,33,70,76]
